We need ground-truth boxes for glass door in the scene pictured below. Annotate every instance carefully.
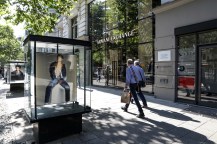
[199,45,217,108]
[177,34,196,103]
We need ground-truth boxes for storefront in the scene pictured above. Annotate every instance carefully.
[154,0,217,108]
[88,0,161,93]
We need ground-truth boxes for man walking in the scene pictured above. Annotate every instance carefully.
[121,59,147,118]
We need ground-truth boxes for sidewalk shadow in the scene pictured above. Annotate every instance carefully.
[147,107,200,122]
[6,109,35,144]
[82,108,215,144]
[184,105,217,119]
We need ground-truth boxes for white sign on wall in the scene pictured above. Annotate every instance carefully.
[158,50,171,61]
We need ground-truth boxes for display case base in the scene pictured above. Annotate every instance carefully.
[10,83,24,91]
[33,113,82,144]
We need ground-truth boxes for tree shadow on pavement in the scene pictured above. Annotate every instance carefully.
[82,108,215,144]
[7,109,35,144]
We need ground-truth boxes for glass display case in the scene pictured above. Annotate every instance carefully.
[5,60,26,96]
[23,35,92,143]
[23,35,92,121]
[6,60,25,83]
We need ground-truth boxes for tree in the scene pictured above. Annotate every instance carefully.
[0,25,23,64]
[0,0,77,34]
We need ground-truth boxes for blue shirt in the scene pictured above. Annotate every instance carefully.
[126,65,146,85]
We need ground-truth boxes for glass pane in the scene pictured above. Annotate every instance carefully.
[200,46,217,105]
[138,43,154,93]
[85,49,92,109]
[138,18,153,43]
[138,0,152,19]
[178,34,196,48]
[105,0,120,30]
[34,41,88,119]
[199,29,217,45]
[24,41,34,118]
[178,46,195,62]
[177,35,196,100]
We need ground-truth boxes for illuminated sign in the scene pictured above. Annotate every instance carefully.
[96,29,136,44]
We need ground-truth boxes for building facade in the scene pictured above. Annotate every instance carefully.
[89,0,160,94]
[154,0,217,108]
[49,0,217,108]
[47,0,92,86]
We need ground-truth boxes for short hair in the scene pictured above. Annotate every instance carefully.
[15,65,21,68]
[127,59,133,65]
[134,60,140,66]
[57,54,64,59]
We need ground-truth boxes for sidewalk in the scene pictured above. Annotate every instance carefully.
[0,80,217,144]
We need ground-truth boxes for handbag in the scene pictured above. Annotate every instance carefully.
[139,71,146,87]
[121,90,131,104]
[139,81,145,87]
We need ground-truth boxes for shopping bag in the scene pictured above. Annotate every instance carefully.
[121,91,131,104]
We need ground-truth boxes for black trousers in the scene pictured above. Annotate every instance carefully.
[125,84,147,114]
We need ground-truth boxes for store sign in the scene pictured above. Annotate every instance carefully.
[96,29,136,44]
[158,50,171,61]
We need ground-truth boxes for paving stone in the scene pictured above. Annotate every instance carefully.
[79,133,98,142]
[180,131,210,143]
[83,138,106,144]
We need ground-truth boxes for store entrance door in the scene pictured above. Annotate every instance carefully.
[198,44,217,108]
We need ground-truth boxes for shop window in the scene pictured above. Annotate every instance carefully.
[177,34,196,99]
[138,43,154,93]
[199,29,217,45]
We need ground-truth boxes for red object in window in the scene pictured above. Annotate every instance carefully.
[179,76,195,89]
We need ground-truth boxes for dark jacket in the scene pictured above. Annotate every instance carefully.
[49,62,66,80]
[11,71,24,80]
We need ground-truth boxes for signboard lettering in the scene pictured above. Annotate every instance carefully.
[96,29,136,44]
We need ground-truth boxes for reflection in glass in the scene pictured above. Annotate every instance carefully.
[138,43,153,93]
[199,29,217,45]
[138,18,152,43]
[138,0,152,19]
[89,0,154,93]
[200,47,217,103]
[177,34,196,100]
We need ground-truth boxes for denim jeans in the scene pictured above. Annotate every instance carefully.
[125,83,147,115]
[45,78,70,103]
